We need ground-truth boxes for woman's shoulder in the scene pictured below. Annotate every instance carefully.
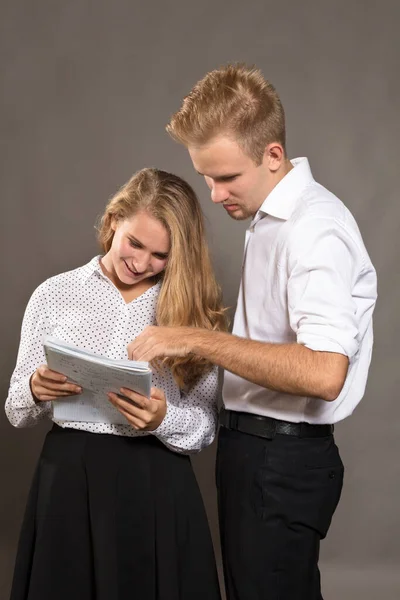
[31,257,100,298]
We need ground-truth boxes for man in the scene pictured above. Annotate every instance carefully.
[128,64,377,599]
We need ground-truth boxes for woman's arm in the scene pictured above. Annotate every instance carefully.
[5,283,53,427]
[108,366,219,454]
[150,366,219,454]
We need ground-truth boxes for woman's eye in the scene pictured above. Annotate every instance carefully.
[129,240,140,248]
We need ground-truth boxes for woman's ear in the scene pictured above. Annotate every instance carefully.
[110,217,118,232]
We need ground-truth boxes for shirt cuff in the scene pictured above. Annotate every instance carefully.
[149,400,179,439]
[297,330,358,358]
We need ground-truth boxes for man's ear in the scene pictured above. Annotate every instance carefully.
[263,143,285,172]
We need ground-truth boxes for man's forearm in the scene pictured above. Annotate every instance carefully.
[190,330,348,401]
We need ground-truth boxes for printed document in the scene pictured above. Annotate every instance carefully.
[44,337,152,424]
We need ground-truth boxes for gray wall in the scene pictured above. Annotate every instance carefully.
[1,1,399,598]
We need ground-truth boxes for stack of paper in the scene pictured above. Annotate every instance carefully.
[44,337,152,425]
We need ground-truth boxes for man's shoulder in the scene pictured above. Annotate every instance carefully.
[297,181,346,220]
[277,181,372,269]
[291,180,362,236]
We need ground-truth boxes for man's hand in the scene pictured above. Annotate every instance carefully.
[127,326,195,362]
[30,364,82,402]
[108,386,167,431]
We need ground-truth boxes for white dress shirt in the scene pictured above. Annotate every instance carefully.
[223,157,377,424]
[5,256,219,453]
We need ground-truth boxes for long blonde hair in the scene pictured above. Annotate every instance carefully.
[97,168,228,388]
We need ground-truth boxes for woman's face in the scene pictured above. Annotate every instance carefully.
[103,211,170,289]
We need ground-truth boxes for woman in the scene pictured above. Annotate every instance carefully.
[6,168,226,600]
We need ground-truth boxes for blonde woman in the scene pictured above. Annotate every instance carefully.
[6,168,226,600]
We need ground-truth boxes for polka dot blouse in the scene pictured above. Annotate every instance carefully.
[5,256,219,454]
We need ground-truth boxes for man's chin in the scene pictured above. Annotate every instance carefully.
[227,209,251,221]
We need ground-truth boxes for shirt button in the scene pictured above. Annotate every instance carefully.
[249,225,255,233]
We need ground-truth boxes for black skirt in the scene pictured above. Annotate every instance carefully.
[10,424,221,600]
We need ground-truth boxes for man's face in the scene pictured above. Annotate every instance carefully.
[188,136,273,220]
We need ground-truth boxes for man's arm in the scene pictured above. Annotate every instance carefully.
[128,217,366,403]
[127,327,349,402]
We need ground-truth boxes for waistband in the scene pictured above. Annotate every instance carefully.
[219,408,334,439]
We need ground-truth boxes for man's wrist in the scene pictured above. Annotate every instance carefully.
[187,328,204,355]
[188,328,224,359]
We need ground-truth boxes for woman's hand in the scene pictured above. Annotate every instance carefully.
[30,365,82,402]
[108,387,167,431]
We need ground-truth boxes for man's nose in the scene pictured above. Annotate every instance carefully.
[210,183,229,204]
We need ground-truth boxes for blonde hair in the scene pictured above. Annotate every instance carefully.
[166,63,286,164]
[97,168,228,388]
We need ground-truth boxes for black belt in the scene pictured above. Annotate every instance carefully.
[219,408,333,439]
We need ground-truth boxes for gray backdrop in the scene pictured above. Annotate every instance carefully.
[1,1,399,598]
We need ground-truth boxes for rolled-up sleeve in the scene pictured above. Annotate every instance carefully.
[151,366,219,454]
[5,283,53,427]
[287,217,365,358]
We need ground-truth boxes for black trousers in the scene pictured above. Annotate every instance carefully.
[216,425,344,600]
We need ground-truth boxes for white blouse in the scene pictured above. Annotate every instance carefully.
[5,256,219,454]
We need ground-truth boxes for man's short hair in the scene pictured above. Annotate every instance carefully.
[166,63,286,164]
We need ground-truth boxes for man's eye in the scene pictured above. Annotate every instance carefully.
[154,254,168,260]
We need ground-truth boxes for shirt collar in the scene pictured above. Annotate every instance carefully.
[78,255,105,282]
[78,255,163,298]
[256,157,314,222]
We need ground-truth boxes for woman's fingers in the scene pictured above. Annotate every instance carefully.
[110,404,143,429]
[108,393,149,416]
[37,364,68,382]
[108,393,153,428]
[38,379,82,394]
[34,391,78,401]
[31,365,82,401]
[108,386,167,431]
[35,366,81,391]
[34,379,82,395]
[149,387,165,401]
[119,388,148,408]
